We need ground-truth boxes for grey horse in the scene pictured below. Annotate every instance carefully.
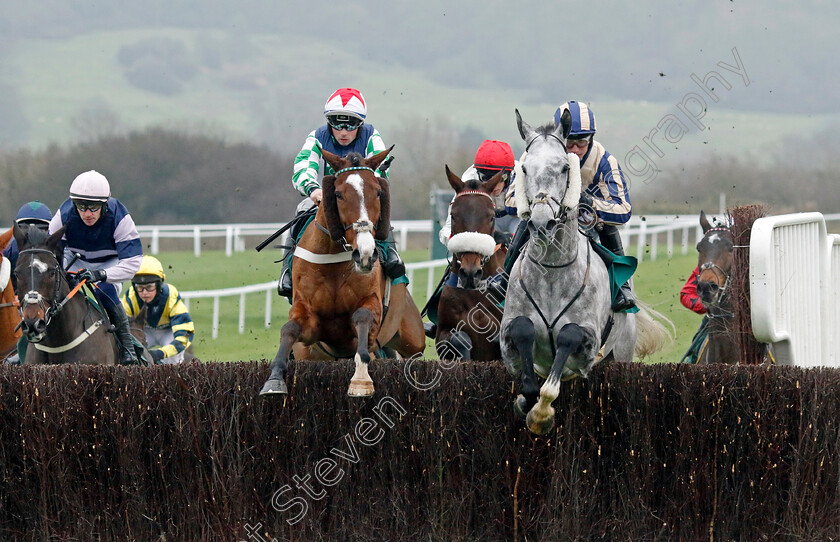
[500,109,671,435]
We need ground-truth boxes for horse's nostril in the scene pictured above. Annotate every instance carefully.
[546,219,557,231]
[34,320,46,334]
[352,250,361,264]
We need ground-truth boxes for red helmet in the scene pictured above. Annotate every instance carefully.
[474,140,514,171]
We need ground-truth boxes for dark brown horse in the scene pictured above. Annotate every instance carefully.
[694,210,738,364]
[14,225,121,364]
[0,227,22,360]
[260,148,426,397]
[433,166,507,360]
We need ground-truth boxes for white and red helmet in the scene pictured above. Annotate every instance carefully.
[324,88,367,122]
[70,170,111,202]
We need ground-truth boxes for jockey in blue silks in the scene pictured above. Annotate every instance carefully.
[48,170,143,364]
[504,100,636,312]
[277,87,405,300]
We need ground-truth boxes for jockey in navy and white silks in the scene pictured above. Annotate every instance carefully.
[503,101,636,312]
[48,170,143,364]
[278,87,405,299]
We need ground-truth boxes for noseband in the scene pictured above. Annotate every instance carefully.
[18,248,67,326]
[448,190,498,270]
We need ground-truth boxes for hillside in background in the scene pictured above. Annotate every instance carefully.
[0,1,838,222]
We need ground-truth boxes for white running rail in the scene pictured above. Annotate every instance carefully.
[180,259,449,339]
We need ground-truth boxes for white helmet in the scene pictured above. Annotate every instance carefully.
[323,88,367,121]
[69,170,111,202]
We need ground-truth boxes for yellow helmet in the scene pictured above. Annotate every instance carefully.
[132,255,166,284]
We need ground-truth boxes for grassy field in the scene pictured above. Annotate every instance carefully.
[140,246,701,364]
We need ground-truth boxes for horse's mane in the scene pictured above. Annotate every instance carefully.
[464,179,483,190]
[535,122,558,135]
[345,152,363,167]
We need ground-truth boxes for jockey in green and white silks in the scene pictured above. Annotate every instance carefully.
[278,87,405,300]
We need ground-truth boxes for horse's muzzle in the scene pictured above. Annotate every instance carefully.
[352,249,375,274]
[697,280,720,305]
[20,318,47,342]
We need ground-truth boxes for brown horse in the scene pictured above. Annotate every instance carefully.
[0,227,22,359]
[694,210,738,364]
[433,166,507,360]
[260,148,426,397]
[14,224,122,364]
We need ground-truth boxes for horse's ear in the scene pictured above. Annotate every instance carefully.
[321,148,343,173]
[445,165,464,193]
[46,226,65,254]
[699,210,711,233]
[482,170,505,196]
[375,177,391,241]
[515,109,535,142]
[12,223,27,250]
[367,145,393,173]
[320,176,346,242]
[555,108,572,140]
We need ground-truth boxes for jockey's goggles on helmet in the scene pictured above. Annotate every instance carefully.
[566,137,591,150]
[73,200,104,213]
[327,115,363,132]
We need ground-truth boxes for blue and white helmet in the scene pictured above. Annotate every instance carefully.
[15,201,52,224]
[555,101,597,138]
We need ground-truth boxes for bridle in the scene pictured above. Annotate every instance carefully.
[698,227,733,317]
[523,134,573,225]
[18,248,69,327]
[448,189,498,272]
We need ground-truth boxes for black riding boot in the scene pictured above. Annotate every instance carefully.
[598,224,637,312]
[377,230,406,279]
[277,212,308,298]
[503,220,531,276]
[104,301,139,365]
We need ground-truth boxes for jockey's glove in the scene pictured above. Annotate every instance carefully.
[150,349,165,362]
[78,268,107,283]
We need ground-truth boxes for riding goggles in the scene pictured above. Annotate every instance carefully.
[134,284,157,293]
[566,137,591,150]
[74,201,104,212]
[327,117,363,131]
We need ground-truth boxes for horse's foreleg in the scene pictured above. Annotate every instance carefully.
[436,322,472,361]
[508,316,538,420]
[348,307,377,397]
[527,323,588,435]
[260,319,302,396]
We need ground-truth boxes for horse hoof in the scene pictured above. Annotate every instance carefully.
[347,379,375,397]
[526,409,555,436]
[259,379,288,396]
[513,395,529,420]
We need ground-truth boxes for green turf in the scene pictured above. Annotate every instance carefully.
[136,246,701,364]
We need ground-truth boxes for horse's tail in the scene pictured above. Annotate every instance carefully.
[633,300,676,359]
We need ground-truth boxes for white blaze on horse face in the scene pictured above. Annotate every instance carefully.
[708,232,721,244]
[30,256,49,274]
[347,174,376,264]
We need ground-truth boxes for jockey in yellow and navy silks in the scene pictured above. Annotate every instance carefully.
[48,170,143,364]
[503,101,636,311]
[277,87,405,299]
[122,255,195,364]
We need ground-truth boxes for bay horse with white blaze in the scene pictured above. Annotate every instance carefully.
[13,225,123,364]
[433,165,507,360]
[501,109,672,435]
[260,148,426,397]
